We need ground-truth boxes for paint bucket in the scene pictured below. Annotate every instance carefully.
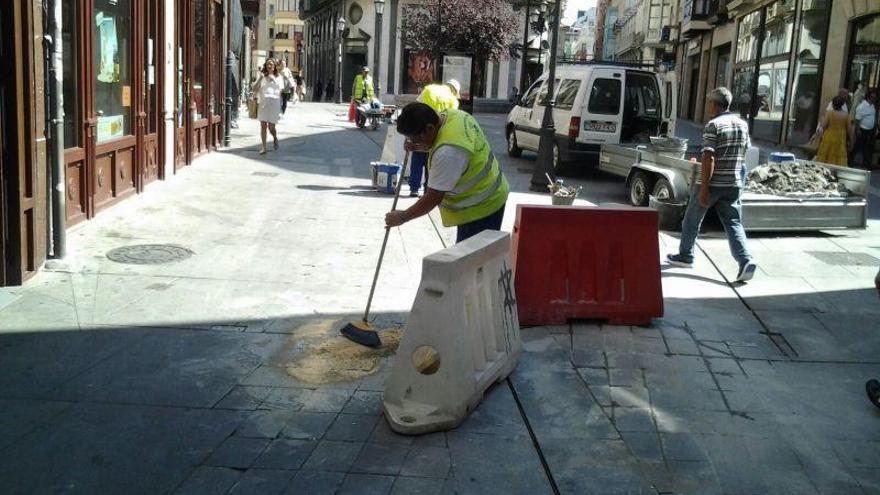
[375,163,401,194]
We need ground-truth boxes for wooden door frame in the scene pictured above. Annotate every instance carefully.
[175,0,192,170]
[135,0,166,190]
[2,0,48,284]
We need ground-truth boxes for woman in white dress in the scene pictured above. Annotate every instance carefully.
[253,59,282,154]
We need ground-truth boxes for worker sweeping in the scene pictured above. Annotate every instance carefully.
[408,79,462,197]
[339,103,509,348]
[387,102,509,243]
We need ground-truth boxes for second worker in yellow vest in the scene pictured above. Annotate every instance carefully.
[351,66,374,102]
[408,79,462,197]
[386,102,509,243]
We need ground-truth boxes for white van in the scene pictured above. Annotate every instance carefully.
[506,62,677,174]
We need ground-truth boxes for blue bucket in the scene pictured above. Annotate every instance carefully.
[375,163,401,194]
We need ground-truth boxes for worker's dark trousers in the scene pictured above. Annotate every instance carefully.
[456,205,506,243]
[408,151,429,194]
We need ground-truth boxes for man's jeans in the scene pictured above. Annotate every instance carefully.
[408,151,429,194]
[678,185,751,266]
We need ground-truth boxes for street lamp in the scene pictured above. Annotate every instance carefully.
[296,42,303,71]
[374,0,385,98]
[336,15,346,104]
[529,0,561,191]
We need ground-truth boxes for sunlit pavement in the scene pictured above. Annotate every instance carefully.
[1,103,879,494]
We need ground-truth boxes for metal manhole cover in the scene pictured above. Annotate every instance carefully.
[106,244,194,265]
[252,171,279,177]
[807,251,880,267]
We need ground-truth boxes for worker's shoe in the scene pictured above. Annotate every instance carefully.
[666,254,693,268]
[409,190,420,198]
[736,260,757,283]
[866,379,880,410]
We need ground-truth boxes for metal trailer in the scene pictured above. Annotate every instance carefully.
[598,144,871,231]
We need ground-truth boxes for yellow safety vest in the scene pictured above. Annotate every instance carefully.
[428,109,509,227]
[353,74,374,100]
[420,84,459,113]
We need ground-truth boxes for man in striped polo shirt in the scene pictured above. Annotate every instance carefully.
[668,87,757,283]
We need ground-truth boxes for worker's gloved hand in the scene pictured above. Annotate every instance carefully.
[386,210,407,227]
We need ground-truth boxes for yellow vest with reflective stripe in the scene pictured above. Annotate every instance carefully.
[428,109,509,227]
[420,84,459,113]
[353,74,374,100]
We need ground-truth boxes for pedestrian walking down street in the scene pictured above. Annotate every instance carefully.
[408,79,461,197]
[253,59,282,155]
[325,80,334,102]
[386,103,509,243]
[313,79,323,102]
[667,87,757,283]
[278,60,295,115]
[853,89,877,169]
[295,71,305,103]
[816,96,853,166]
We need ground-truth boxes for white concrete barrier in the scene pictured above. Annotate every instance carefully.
[383,230,522,434]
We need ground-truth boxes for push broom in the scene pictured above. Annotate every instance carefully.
[340,149,411,348]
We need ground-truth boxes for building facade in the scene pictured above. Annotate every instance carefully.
[253,0,305,75]
[1,0,252,287]
[300,0,532,102]
[675,0,879,158]
[613,0,677,63]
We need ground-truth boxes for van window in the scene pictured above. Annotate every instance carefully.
[521,79,543,107]
[587,78,622,115]
[537,79,556,106]
[554,79,580,110]
[625,72,661,118]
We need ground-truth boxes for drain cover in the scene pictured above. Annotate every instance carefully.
[106,244,194,265]
[807,251,880,267]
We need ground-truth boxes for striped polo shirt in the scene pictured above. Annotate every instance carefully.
[700,112,751,188]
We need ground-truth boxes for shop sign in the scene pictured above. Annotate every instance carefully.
[97,115,125,141]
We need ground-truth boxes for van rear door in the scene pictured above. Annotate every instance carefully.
[661,71,678,135]
[577,68,624,145]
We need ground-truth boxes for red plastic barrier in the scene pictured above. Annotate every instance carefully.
[512,205,663,326]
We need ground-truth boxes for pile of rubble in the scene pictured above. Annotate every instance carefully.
[745,161,852,197]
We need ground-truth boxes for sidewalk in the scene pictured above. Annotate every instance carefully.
[1,103,879,494]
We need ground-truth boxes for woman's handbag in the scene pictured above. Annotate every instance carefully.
[248,97,258,119]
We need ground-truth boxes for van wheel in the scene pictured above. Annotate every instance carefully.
[551,143,570,175]
[652,178,673,202]
[507,129,522,158]
[629,171,654,206]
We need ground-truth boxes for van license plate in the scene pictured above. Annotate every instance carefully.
[585,121,617,133]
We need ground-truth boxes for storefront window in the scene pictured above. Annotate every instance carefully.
[847,14,880,90]
[736,11,761,64]
[732,66,755,120]
[733,0,797,143]
[212,3,223,117]
[193,0,206,120]
[146,3,158,134]
[93,0,132,143]
[177,8,185,128]
[787,0,829,145]
[62,0,80,148]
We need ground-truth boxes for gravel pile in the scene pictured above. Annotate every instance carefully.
[745,161,851,197]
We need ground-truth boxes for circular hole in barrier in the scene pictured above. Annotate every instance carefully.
[400,415,416,424]
[411,346,441,375]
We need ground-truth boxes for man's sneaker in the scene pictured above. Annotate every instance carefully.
[736,260,757,283]
[409,191,420,198]
[666,254,693,268]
